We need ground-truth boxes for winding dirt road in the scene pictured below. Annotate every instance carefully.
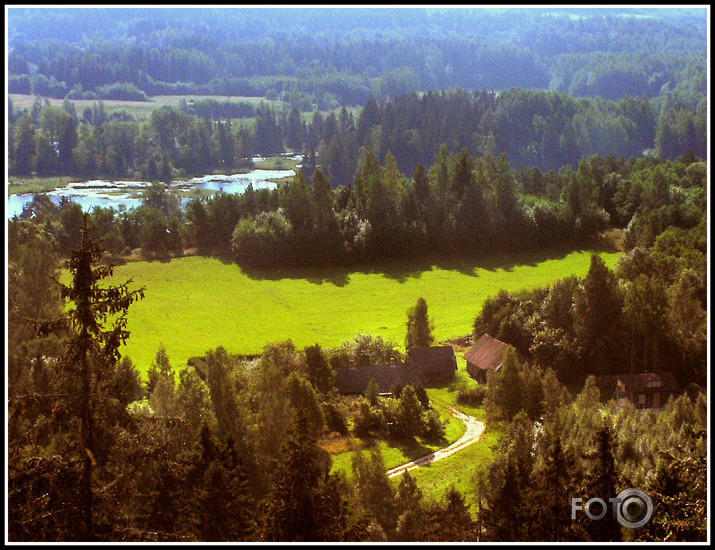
[386,407,486,479]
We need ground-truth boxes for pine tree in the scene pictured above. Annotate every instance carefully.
[264,411,333,541]
[394,472,424,541]
[304,344,335,394]
[576,255,623,375]
[451,148,473,202]
[484,346,523,422]
[352,450,397,537]
[483,453,523,541]
[530,437,575,541]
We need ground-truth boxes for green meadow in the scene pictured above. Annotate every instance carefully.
[98,249,621,374]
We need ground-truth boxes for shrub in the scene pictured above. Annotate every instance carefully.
[97,82,149,102]
[457,385,487,407]
[421,409,446,441]
[322,401,349,435]
[352,399,385,438]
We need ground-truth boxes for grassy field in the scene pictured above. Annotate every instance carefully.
[7,176,76,196]
[10,93,288,121]
[9,93,361,125]
[92,248,621,373]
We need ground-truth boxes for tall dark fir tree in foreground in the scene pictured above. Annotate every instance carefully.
[37,215,145,540]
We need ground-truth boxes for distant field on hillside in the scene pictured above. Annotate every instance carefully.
[89,249,621,374]
[9,93,287,121]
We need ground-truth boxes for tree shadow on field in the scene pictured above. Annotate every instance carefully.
[392,438,436,462]
[360,435,436,464]
[214,245,616,287]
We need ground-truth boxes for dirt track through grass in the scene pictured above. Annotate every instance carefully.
[386,407,485,479]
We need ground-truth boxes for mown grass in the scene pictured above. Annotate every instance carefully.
[405,429,501,513]
[94,248,620,373]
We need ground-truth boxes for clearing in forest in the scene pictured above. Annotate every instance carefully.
[97,248,621,373]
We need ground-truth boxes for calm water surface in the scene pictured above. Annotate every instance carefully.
[7,162,298,218]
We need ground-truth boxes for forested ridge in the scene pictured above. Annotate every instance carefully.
[8,8,706,107]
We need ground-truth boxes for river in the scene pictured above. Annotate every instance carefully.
[7,156,300,218]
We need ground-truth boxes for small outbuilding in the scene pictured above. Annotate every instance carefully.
[463,333,509,384]
[405,345,458,384]
[596,372,679,409]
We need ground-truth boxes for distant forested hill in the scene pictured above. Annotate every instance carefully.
[7,7,707,108]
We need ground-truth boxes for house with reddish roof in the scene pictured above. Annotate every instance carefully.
[464,333,509,384]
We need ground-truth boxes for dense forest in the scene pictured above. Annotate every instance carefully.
[8,8,706,108]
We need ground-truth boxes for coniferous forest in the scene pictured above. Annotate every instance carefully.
[6,7,709,544]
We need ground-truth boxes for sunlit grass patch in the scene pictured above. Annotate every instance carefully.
[98,249,621,374]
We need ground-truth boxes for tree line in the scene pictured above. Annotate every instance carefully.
[9,85,706,190]
[470,159,706,388]
[11,150,705,277]
[314,88,706,181]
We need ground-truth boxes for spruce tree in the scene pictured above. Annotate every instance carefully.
[583,427,622,542]
[265,411,333,541]
[530,437,575,541]
[37,216,144,540]
[405,297,434,350]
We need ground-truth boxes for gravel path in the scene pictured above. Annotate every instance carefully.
[386,407,486,479]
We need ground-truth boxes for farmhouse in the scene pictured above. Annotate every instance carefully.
[464,333,509,383]
[334,345,458,394]
[595,372,679,409]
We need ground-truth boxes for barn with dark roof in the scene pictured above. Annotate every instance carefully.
[334,363,406,394]
[405,345,458,384]
[334,345,458,395]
